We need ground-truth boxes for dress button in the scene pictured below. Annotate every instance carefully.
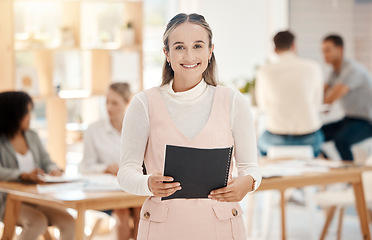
[144,212,150,219]
[232,208,238,217]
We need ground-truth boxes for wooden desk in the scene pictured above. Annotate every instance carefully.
[0,182,147,240]
[257,165,371,240]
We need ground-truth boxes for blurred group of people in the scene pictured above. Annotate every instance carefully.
[256,31,372,161]
[0,83,139,240]
[1,25,372,240]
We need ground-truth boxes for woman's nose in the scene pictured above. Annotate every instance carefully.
[183,49,195,61]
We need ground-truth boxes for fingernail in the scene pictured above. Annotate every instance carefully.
[208,195,212,198]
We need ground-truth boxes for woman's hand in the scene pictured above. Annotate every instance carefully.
[104,164,119,176]
[48,169,63,176]
[20,168,45,183]
[148,173,181,197]
[208,175,254,202]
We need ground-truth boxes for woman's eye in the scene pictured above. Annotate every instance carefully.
[194,44,202,49]
[175,45,184,50]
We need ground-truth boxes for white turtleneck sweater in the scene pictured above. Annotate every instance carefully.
[117,80,261,196]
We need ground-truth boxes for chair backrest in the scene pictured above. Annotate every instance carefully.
[267,145,314,159]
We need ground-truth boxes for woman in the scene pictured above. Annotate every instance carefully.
[117,13,262,239]
[79,82,140,240]
[0,91,75,240]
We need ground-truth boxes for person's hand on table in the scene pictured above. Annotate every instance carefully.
[104,163,119,176]
[208,175,254,202]
[48,169,63,176]
[148,173,181,197]
[19,168,45,183]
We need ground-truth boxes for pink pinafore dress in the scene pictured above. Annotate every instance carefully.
[138,85,246,240]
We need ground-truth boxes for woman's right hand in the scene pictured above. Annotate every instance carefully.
[20,168,45,183]
[148,173,181,197]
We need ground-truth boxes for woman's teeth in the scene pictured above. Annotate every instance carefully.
[182,63,198,68]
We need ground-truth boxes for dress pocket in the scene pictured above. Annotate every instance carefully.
[212,202,246,240]
[137,198,169,240]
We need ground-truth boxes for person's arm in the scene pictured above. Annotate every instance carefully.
[324,84,330,95]
[324,63,364,104]
[0,165,23,181]
[117,94,155,196]
[324,83,349,104]
[79,126,107,174]
[116,93,190,197]
[209,91,262,202]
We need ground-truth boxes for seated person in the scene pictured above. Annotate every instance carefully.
[0,91,75,240]
[322,34,372,161]
[79,82,140,240]
[256,30,324,157]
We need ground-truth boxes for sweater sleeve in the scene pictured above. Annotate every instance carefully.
[0,166,22,181]
[230,90,262,192]
[117,93,153,196]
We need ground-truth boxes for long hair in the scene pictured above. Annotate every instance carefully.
[161,13,217,86]
[0,91,33,138]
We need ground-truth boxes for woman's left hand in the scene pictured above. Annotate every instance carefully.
[48,169,63,176]
[208,175,254,202]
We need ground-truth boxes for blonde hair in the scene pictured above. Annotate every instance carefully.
[161,13,217,86]
[109,82,131,103]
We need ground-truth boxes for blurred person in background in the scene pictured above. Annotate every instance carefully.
[79,82,140,240]
[256,30,324,157]
[322,34,372,161]
[0,91,75,240]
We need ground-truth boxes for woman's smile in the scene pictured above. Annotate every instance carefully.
[181,63,200,69]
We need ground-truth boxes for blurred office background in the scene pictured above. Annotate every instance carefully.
[1,0,372,239]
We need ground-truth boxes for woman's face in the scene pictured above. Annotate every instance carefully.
[165,22,214,84]
[106,89,127,121]
[20,103,32,131]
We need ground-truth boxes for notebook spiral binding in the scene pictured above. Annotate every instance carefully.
[224,145,233,186]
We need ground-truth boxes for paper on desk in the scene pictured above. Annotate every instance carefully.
[40,175,81,183]
[37,174,122,193]
[261,159,330,178]
[306,159,343,168]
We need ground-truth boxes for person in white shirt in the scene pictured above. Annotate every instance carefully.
[256,30,324,157]
[79,82,140,240]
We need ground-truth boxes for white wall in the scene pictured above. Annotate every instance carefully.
[354,0,372,73]
[289,0,354,69]
[178,0,288,87]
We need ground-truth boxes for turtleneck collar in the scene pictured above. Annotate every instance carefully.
[164,79,208,102]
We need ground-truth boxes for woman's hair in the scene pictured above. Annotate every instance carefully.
[0,91,33,138]
[161,13,217,86]
[109,82,132,103]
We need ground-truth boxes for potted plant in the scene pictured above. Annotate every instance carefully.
[239,77,256,106]
[121,21,135,46]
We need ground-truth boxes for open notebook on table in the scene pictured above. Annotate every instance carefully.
[162,145,233,200]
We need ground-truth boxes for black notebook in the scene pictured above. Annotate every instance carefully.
[162,145,233,201]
